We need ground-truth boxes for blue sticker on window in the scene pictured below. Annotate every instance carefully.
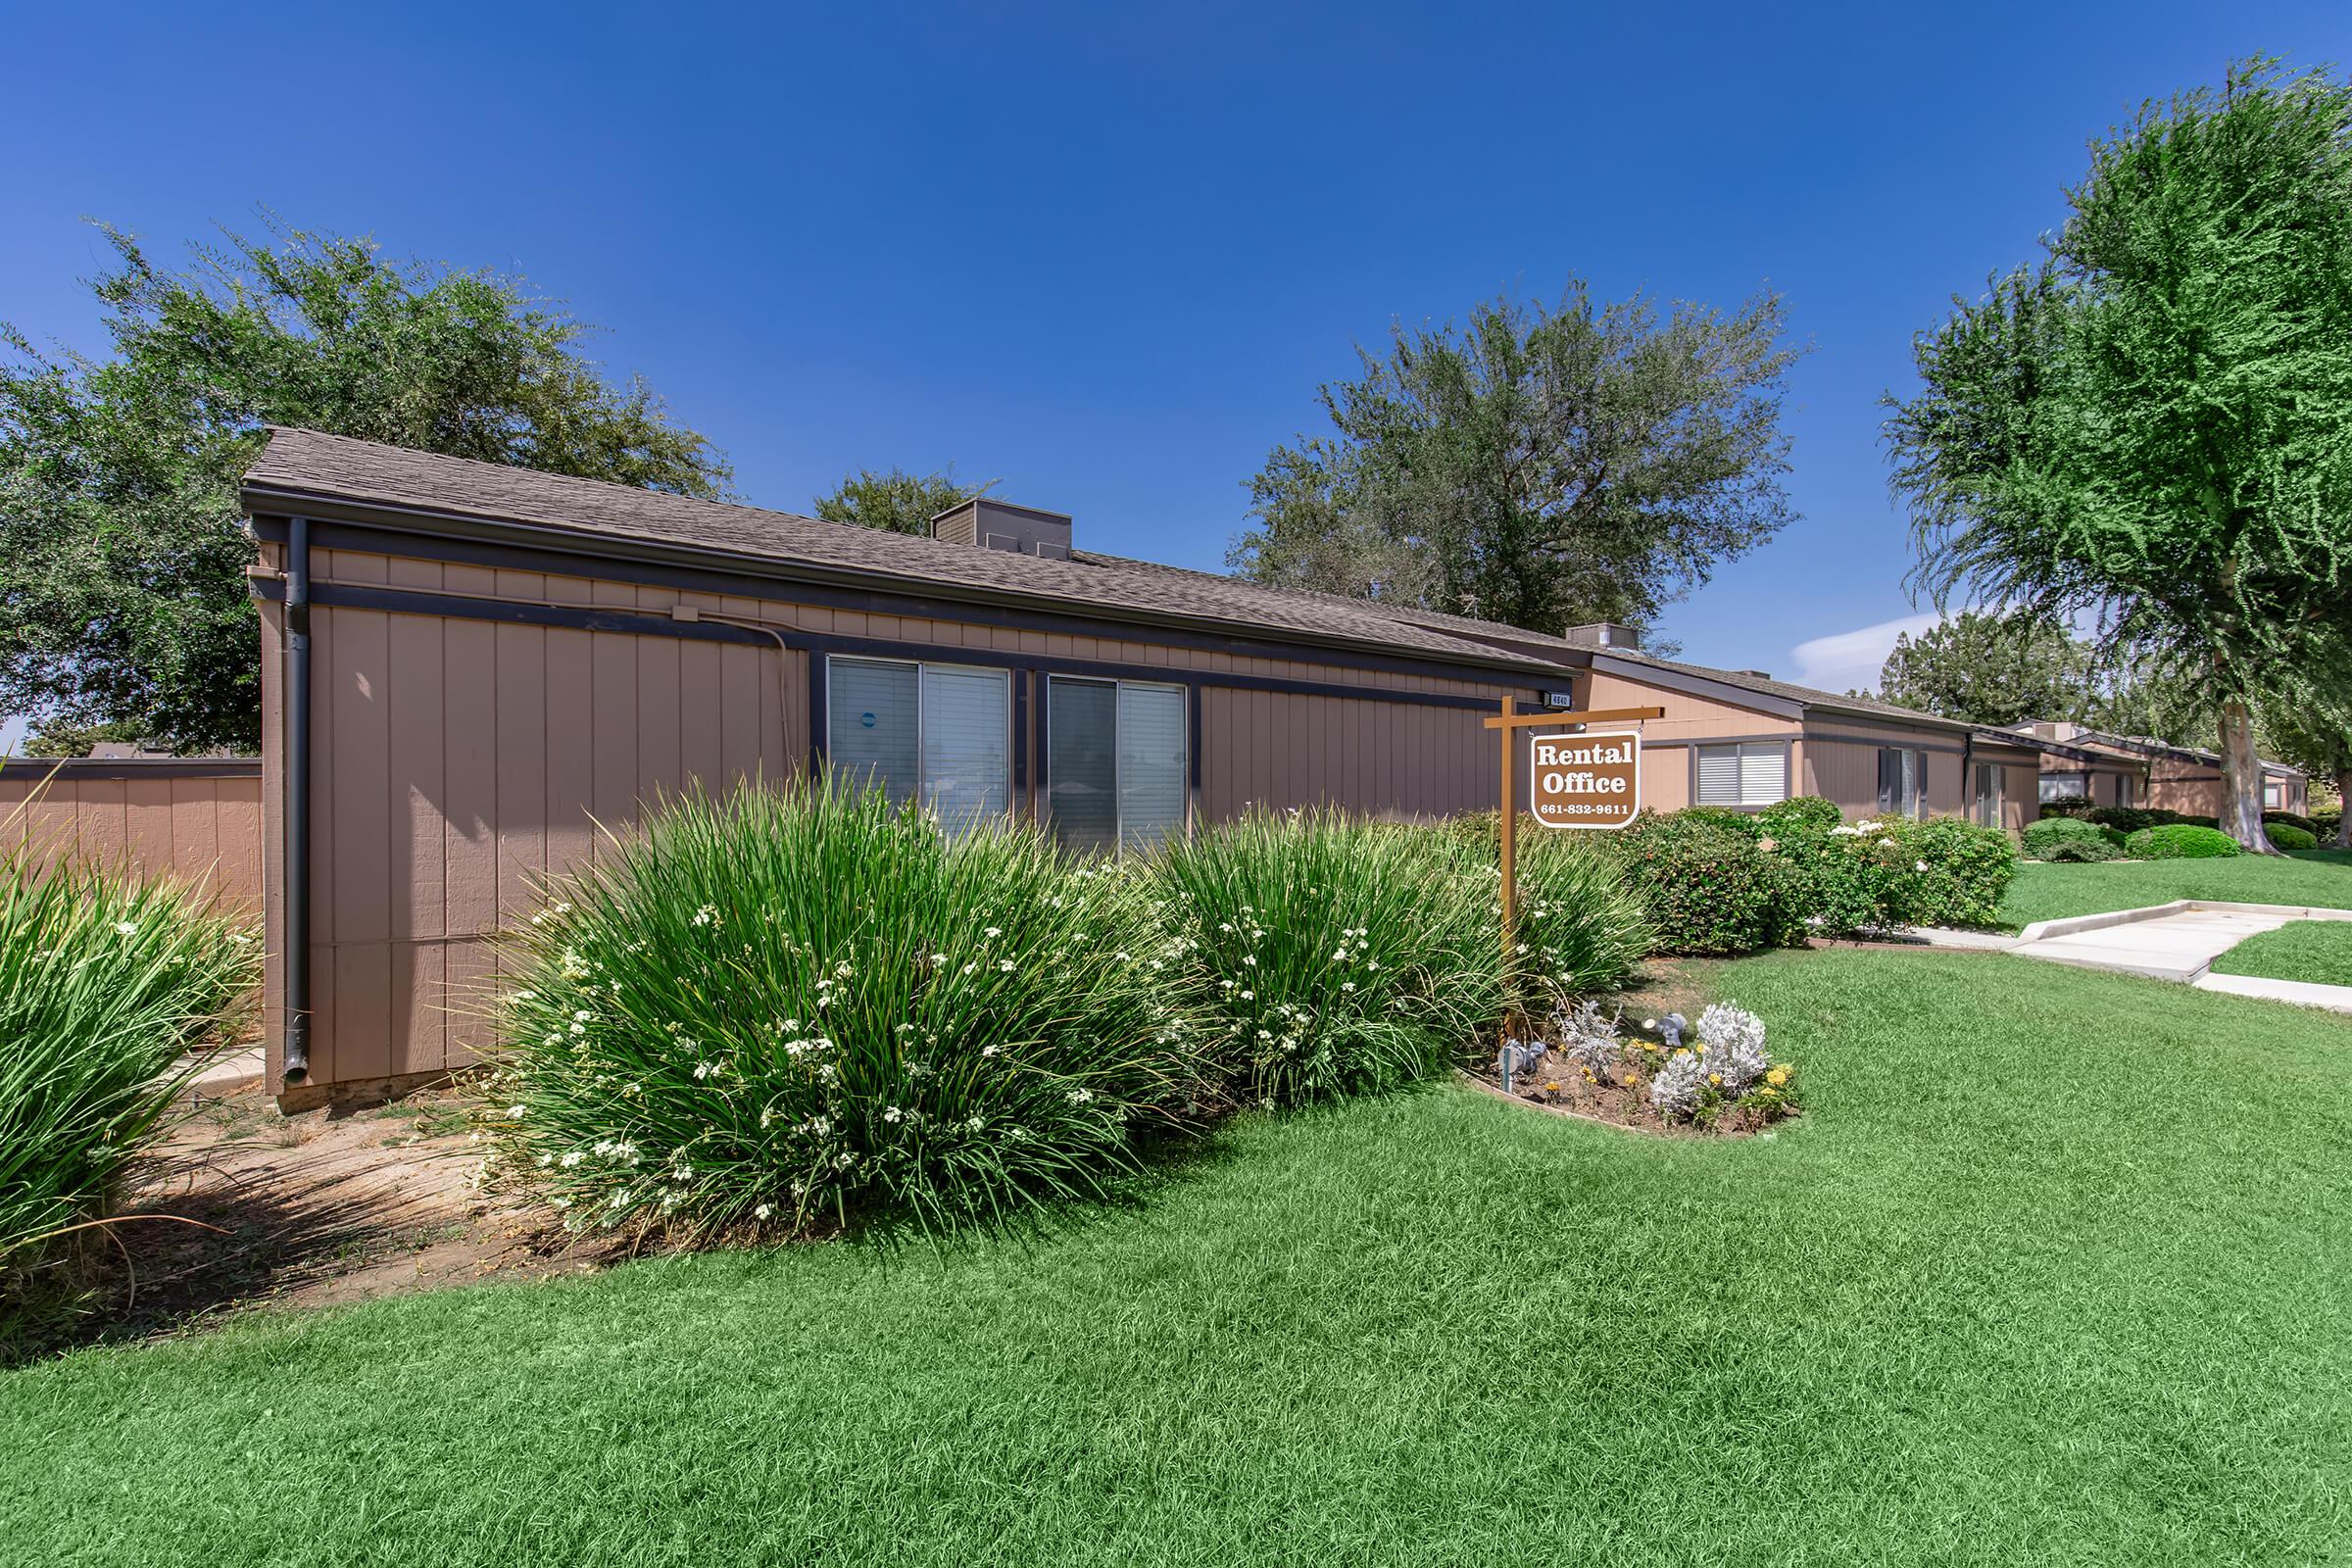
[860,712,877,728]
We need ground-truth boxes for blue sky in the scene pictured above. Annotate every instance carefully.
[8,2,2350,750]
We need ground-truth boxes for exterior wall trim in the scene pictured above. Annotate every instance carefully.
[0,758,262,780]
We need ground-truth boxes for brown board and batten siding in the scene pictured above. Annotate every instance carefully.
[1579,665,1797,813]
[0,759,265,917]
[256,540,1526,1098]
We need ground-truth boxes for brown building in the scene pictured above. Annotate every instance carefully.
[2006,722,2308,817]
[240,429,2058,1105]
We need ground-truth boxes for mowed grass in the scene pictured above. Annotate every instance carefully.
[2000,847,2352,927]
[7,950,2352,1567]
[2210,918,2352,987]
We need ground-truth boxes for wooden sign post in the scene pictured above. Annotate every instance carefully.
[1484,697,1664,1010]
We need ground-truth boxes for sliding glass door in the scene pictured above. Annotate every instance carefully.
[1047,676,1186,854]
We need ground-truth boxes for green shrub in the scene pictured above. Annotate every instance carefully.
[1755,795,1842,835]
[2042,836,2122,862]
[2,849,259,1333]
[1510,831,1657,1002]
[1153,809,1499,1108]
[2124,823,2241,859]
[480,779,1204,1238]
[2264,810,2318,837]
[1901,816,2020,926]
[1766,813,2015,933]
[2024,815,2113,860]
[2268,823,2319,852]
[1602,810,1808,955]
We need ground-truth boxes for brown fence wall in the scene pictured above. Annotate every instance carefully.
[264,545,1529,1097]
[0,761,264,918]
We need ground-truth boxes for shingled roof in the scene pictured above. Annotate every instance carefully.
[241,428,1566,675]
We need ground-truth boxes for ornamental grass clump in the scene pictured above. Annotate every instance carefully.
[478,779,1205,1238]
[0,842,259,1325]
[1151,808,1496,1107]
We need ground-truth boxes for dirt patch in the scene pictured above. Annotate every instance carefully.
[74,1085,625,1344]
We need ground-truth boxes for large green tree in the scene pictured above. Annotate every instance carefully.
[1230,282,1805,636]
[812,466,992,535]
[1885,60,2352,853]
[1,218,730,754]
[1874,610,2095,726]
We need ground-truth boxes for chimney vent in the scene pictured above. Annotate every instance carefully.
[932,499,1073,561]
[1564,621,1641,651]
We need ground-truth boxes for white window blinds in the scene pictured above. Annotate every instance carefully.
[828,658,1008,833]
[829,659,919,808]
[1697,742,1787,807]
[921,665,1010,833]
[1116,683,1187,852]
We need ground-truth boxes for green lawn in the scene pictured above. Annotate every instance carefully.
[7,950,2352,1566]
[2209,919,2352,987]
[1999,847,2352,928]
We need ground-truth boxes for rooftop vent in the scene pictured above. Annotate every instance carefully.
[1735,669,1774,681]
[931,498,1073,561]
[1564,621,1641,651]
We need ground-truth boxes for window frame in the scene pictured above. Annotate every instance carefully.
[1972,760,2003,829]
[1042,672,1191,854]
[823,654,1012,830]
[1878,746,1929,819]
[1691,739,1790,808]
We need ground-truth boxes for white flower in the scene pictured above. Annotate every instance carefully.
[692,904,719,927]
[1333,949,1351,962]
[1341,981,1356,992]
[506,1104,527,1119]
[755,1203,773,1220]
[883,1106,904,1123]
[981,1045,1001,1057]
[985,926,1003,939]
[961,962,978,976]
[114,920,139,937]
[930,953,948,965]
[1066,1087,1095,1104]
[1243,955,1257,966]
[999,959,1015,972]
[1914,860,1930,872]
[1240,989,1254,1001]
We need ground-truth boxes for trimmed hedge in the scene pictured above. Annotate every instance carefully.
[2124,823,2241,859]
[2042,836,2122,862]
[2024,815,2118,859]
[2268,824,2319,852]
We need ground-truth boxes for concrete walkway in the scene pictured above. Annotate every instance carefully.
[1999,901,2352,1015]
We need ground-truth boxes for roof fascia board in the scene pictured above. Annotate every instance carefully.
[243,487,1561,683]
[1590,653,1803,720]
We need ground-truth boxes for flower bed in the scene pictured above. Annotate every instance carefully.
[1474,999,1799,1135]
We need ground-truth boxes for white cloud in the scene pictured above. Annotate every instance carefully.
[1787,611,1949,695]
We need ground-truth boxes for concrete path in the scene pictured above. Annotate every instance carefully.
[2012,906,2300,983]
[1993,900,2352,1014]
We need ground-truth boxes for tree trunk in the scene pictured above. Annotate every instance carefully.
[2336,767,2351,850]
[2218,697,2278,854]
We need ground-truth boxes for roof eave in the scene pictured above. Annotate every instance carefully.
[240,479,1566,680]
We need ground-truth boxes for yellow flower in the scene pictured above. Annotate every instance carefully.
[1760,1087,1779,1099]
[1707,1072,1722,1086]
[1765,1066,1790,1087]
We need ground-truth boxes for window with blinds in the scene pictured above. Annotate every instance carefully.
[1047,679,1118,856]
[1048,676,1188,854]
[1973,761,2001,828]
[1694,742,1788,807]
[1878,747,1926,818]
[1116,683,1187,852]
[827,657,1008,834]
[922,665,1011,831]
[827,658,919,808]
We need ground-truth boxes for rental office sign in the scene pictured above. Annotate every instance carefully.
[1529,730,1642,830]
